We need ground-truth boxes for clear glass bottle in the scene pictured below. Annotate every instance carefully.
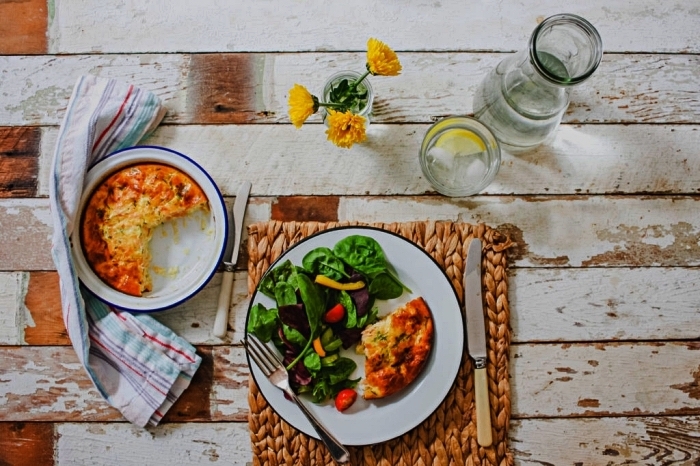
[473,14,603,152]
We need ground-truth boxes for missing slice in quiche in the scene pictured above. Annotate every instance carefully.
[360,296,434,399]
[81,163,209,297]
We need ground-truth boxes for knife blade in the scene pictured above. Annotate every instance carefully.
[213,181,251,338]
[464,237,493,447]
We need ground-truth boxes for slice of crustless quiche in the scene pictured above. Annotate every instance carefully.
[360,296,434,400]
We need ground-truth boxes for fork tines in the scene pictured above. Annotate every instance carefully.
[244,334,282,376]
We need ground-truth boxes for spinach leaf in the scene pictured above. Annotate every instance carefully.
[283,324,307,348]
[333,235,387,277]
[333,235,411,294]
[338,290,358,328]
[326,357,357,385]
[257,260,298,299]
[368,271,404,300]
[297,274,325,336]
[357,306,379,329]
[311,379,331,403]
[302,247,349,281]
[286,274,325,371]
[247,303,279,342]
[303,351,322,376]
[274,281,297,307]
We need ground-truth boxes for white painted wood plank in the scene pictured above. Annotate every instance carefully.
[339,196,700,267]
[7,266,700,346]
[0,55,188,126]
[49,0,699,53]
[51,416,700,465]
[0,273,29,345]
[510,268,700,342]
[0,199,54,271]
[3,53,699,126]
[56,422,252,465]
[4,343,700,421]
[211,346,251,420]
[0,198,271,271]
[153,272,251,345]
[510,342,700,418]
[511,416,700,465]
[0,347,114,421]
[4,195,700,271]
[36,124,700,198]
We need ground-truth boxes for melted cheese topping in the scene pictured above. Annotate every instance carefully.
[81,163,209,296]
[361,296,434,399]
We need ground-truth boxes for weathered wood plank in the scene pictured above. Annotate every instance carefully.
[24,272,69,345]
[31,124,700,198]
[55,422,252,465]
[48,0,699,54]
[511,342,700,418]
[0,0,47,54]
[511,416,700,465]
[0,345,118,421]
[3,343,700,422]
[0,199,54,271]
[270,196,340,222]
[510,268,700,342]
[42,416,700,465]
[0,422,55,466]
[339,196,700,268]
[0,345,237,422]
[10,267,700,347]
[0,197,270,271]
[0,127,40,198]
[0,273,29,345]
[4,196,700,271]
[2,54,699,126]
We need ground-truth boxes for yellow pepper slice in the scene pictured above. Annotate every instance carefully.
[313,337,326,357]
[314,275,365,290]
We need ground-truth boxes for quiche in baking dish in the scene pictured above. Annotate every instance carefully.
[360,296,434,399]
[80,163,209,297]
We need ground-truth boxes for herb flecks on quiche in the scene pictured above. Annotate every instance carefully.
[360,296,434,399]
[81,163,209,297]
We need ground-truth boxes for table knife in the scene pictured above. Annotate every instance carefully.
[213,181,251,338]
[464,238,493,447]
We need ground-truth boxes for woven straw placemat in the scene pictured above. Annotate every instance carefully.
[246,220,514,466]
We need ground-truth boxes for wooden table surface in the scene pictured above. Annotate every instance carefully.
[2,1,700,464]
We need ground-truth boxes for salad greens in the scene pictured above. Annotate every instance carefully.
[247,234,409,403]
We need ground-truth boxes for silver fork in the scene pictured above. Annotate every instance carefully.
[244,334,350,465]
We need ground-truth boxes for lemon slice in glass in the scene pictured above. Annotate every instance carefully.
[434,128,487,156]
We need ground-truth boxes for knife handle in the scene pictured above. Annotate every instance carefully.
[213,269,234,338]
[474,367,493,447]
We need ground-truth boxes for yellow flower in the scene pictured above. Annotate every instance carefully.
[325,110,367,149]
[366,38,402,76]
[288,84,318,128]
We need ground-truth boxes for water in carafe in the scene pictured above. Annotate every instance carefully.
[473,14,603,153]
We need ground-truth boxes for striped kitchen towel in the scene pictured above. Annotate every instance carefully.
[49,75,202,427]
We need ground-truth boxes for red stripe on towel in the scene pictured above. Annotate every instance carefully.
[91,84,133,154]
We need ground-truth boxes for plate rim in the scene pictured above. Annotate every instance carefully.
[245,225,464,446]
[71,145,228,313]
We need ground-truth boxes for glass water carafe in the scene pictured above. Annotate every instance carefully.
[473,14,603,152]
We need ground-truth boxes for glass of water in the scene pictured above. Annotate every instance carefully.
[419,116,501,197]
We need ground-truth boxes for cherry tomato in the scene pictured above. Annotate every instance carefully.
[323,303,346,324]
[335,388,357,412]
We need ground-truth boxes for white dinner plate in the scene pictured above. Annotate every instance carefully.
[246,226,464,446]
[71,146,228,312]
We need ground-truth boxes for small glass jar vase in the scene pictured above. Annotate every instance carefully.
[473,14,603,152]
[320,70,374,126]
